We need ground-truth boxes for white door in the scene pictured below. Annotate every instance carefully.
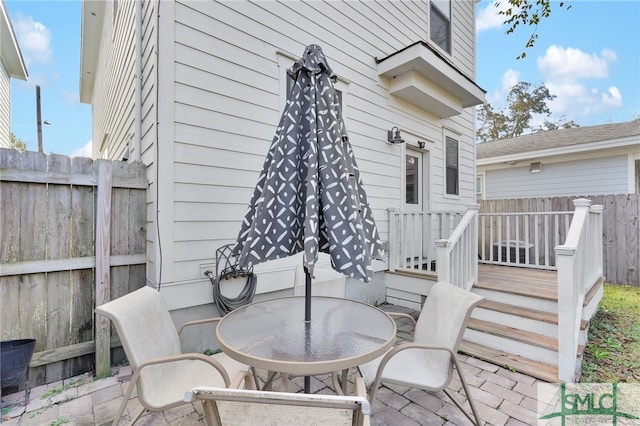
[403,148,426,269]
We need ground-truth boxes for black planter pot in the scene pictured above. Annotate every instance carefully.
[1,339,36,406]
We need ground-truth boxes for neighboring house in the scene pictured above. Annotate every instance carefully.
[79,1,485,319]
[476,120,640,200]
[0,0,28,146]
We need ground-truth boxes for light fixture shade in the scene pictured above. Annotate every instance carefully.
[387,127,405,144]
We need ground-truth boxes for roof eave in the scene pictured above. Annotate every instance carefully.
[1,1,28,80]
[477,135,640,166]
[79,0,105,104]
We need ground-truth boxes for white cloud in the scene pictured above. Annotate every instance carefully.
[534,46,622,119]
[537,45,617,82]
[12,12,52,67]
[547,82,623,117]
[70,140,93,158]
[487,69,521,106]
[476,1,512,33]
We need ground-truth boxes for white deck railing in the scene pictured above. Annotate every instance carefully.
[388,206,478,290]
[478,211,574,270]
[435,205,478,290]
[556,199,604,382]
[388,208,464,274]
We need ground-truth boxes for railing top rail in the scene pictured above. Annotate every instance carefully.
[478,211,573,217]
[391,209,465,214]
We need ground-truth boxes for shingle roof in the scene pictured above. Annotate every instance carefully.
[476,121,640,160]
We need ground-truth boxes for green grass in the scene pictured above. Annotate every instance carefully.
[581,284,640,383]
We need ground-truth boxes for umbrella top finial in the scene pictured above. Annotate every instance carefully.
[289,44,336,82]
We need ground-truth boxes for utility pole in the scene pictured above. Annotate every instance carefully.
[36,85,43,153]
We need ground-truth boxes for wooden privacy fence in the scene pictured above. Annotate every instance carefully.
[479,194,639,286]
[0,149,147,386]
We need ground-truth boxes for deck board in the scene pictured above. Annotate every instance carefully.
[477,264,558,300]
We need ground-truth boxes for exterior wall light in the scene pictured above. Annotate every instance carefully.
[387,126,405,144]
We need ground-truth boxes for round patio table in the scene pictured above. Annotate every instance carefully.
[216,296,396,392]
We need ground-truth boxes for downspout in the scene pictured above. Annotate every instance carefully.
[134,0,142,161]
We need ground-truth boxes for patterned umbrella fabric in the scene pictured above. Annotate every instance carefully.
[233,44,384,283]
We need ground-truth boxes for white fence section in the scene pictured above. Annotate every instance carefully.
[388,209,464,274]
[478,211,574,270]
[556,199,604,382]
[435,205,479,290]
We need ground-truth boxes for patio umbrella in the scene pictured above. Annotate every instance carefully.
[233,44,384,287]
[233,45,385,390]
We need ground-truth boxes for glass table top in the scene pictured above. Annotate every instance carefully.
[216,296,396,375]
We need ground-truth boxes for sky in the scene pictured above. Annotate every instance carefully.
[475,0,640,128]
[6,0,91,157]
[6,1,640,157]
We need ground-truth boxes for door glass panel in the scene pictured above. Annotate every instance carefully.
[406,154,419,205]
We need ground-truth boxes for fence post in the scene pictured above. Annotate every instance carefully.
[95,161,113,377]
[590,204,604,285]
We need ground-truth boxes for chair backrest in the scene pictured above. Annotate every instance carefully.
[414,281,484,351]
[95,286,182,370]
[185,386,371,426]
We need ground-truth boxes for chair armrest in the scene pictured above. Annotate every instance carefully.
[133,352,231,387]
[177,317,222,336]
[385,312,417,327]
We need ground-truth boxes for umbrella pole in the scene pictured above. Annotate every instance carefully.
[304,266,312,393]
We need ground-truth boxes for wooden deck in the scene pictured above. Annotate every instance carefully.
[476,263,558,300]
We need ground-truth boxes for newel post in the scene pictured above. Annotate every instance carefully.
[435,239,450,283]
[388,208,399,273]
[556,198,592,382]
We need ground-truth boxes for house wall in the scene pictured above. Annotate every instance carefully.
[90,0,136,161]
[0,62,10,146]
[480,150,638,199]
[90,0,480,311]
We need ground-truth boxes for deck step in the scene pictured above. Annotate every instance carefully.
[584,277,605,306]
[467,318,586,356]
[467,318,558,351]
[459,340,559,383]
[474,279,557,301]
[478,300,589,330]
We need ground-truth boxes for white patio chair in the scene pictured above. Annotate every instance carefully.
[95,286,252,426]
[358,281,485,425]
[184,374,371,426]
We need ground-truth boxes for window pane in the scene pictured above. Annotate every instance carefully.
[445,137,458,195]
[430,3,450,53]
[406,155,419,204]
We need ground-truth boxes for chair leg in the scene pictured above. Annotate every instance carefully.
[449,357,483,426]
[200,400,221,426]
[112,383,132,425]
[114,377,140,426]
[125,406,145,426]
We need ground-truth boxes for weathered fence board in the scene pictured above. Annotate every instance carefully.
[0,149,147,387]
[480,194,639,286]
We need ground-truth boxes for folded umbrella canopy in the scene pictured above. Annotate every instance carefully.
[233,44,384,284]
[233,44,385,393]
